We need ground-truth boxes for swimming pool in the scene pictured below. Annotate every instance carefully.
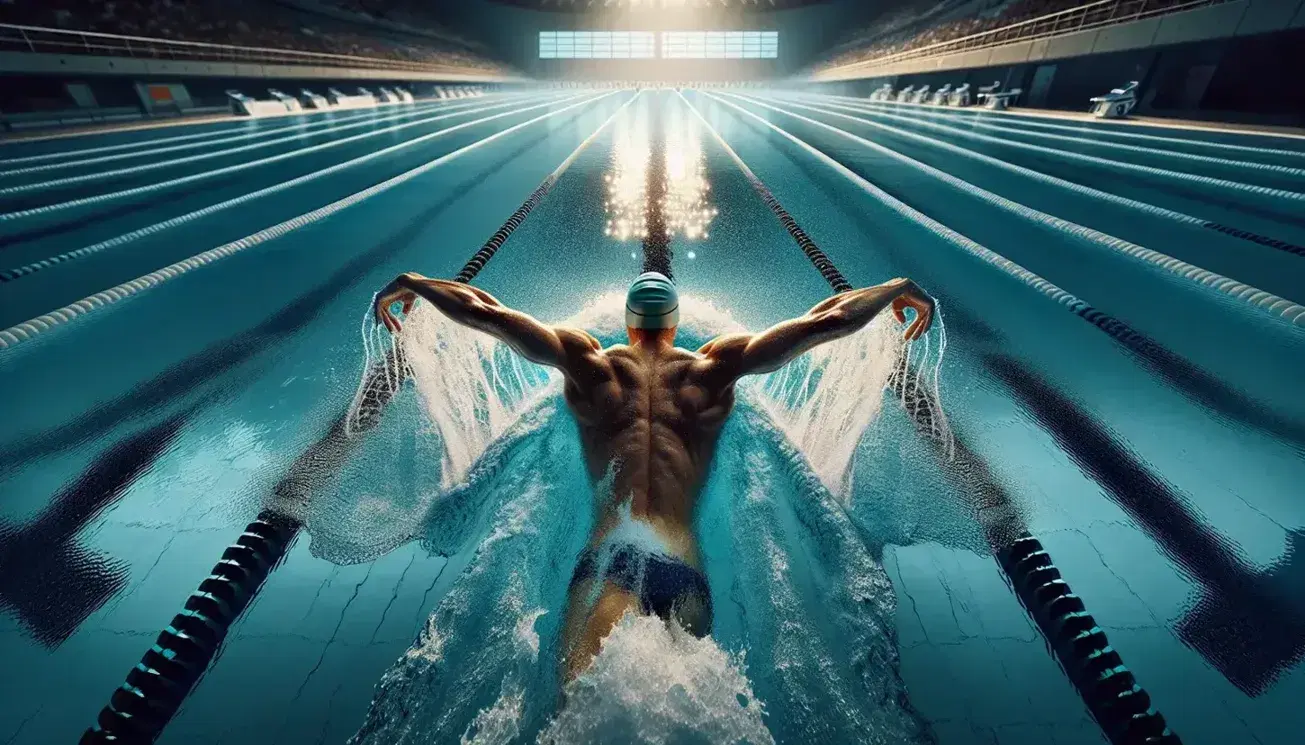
[1,88,1303,745]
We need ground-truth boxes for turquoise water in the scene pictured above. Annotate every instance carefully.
[1,89,1303,745]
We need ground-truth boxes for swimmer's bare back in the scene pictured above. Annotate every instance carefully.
[373,272,934,678]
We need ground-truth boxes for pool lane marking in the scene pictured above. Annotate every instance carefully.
[0,91,613,351]
[705,91,1305,445]
[689,88,1183,745]
[674,89,851,292]
[0,99,466,167]
[773,95,1305,212]
[0,93,572,207]
[0,93,576,283]
[0,97,498,177]
[734,93,1305,330]
[81,90,635,745]
[790,94,1305,261]
[823,97,1305,178]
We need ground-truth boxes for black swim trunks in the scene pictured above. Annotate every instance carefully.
[570,544,714,637]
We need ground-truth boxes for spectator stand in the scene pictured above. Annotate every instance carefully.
[814,0,1231,79]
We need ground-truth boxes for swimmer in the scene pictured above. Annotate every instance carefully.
[373,271,934,681]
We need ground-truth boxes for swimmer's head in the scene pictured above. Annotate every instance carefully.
[625,271,678,344]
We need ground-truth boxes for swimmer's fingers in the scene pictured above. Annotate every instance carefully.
[899,294,935,341]
[373,290,406,334]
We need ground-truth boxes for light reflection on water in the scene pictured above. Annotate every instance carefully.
[603,99,717,245]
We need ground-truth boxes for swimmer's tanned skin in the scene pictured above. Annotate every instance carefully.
[373,273,934,681]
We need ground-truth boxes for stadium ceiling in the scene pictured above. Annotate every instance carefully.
[488,0,829,10]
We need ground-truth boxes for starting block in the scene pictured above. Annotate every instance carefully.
[328,87,377,109]
[979,85,1022,110]
[869,83,893,102]
[226,89,291,117]
[1090,80,1139,119]
[948,83,971,107]
[299,89,330,109]
[910,85,931,104]
[895,85,916,103]
[267,88,302,112]
[929,84,952,105]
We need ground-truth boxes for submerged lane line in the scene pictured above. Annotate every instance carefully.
[821,94,1305,162]
[0,93,568,201]
[788,94,1305,261]
[1,97,495,178]
[0,92,613,351]
[789,95,1305,210]
[829,97,1305,179]
[737,93,1305,329]
[704,91,1305,442]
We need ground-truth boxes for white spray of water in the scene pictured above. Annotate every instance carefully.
[754,312,952,500]
[538,613,775,745]
[349,299,553,490]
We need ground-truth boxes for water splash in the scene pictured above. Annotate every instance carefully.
[539,613,775,745]
[350,300,553,490]
[752,310,952,500]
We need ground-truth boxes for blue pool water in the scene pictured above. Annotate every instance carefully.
[1,89,1304,745]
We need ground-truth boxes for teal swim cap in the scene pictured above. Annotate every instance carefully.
[625,272,679,330]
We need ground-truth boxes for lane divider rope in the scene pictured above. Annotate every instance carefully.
[0,99,503,196]
[0,93,573,221]
[821,94,1305,161]
[1,97,492,178]
[706,91,1305,444]
[675,90,851,292]
[828,97,1305,178]
[792,95,1305,209]
[742,94,1305,329]
[0,92,606,352]
[696,88,1182,745]
[0,93,578,283]
[794,94,1305,261]
[0,96,513,167]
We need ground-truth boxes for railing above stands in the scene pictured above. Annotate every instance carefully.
[816,0,1229,76]
[0,23,505,75]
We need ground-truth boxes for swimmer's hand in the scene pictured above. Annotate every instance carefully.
[374,272,424,333]
[888,278,935,341]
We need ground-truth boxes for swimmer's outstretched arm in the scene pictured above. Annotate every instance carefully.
[373,272,600,371]
[699,278,934,378]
